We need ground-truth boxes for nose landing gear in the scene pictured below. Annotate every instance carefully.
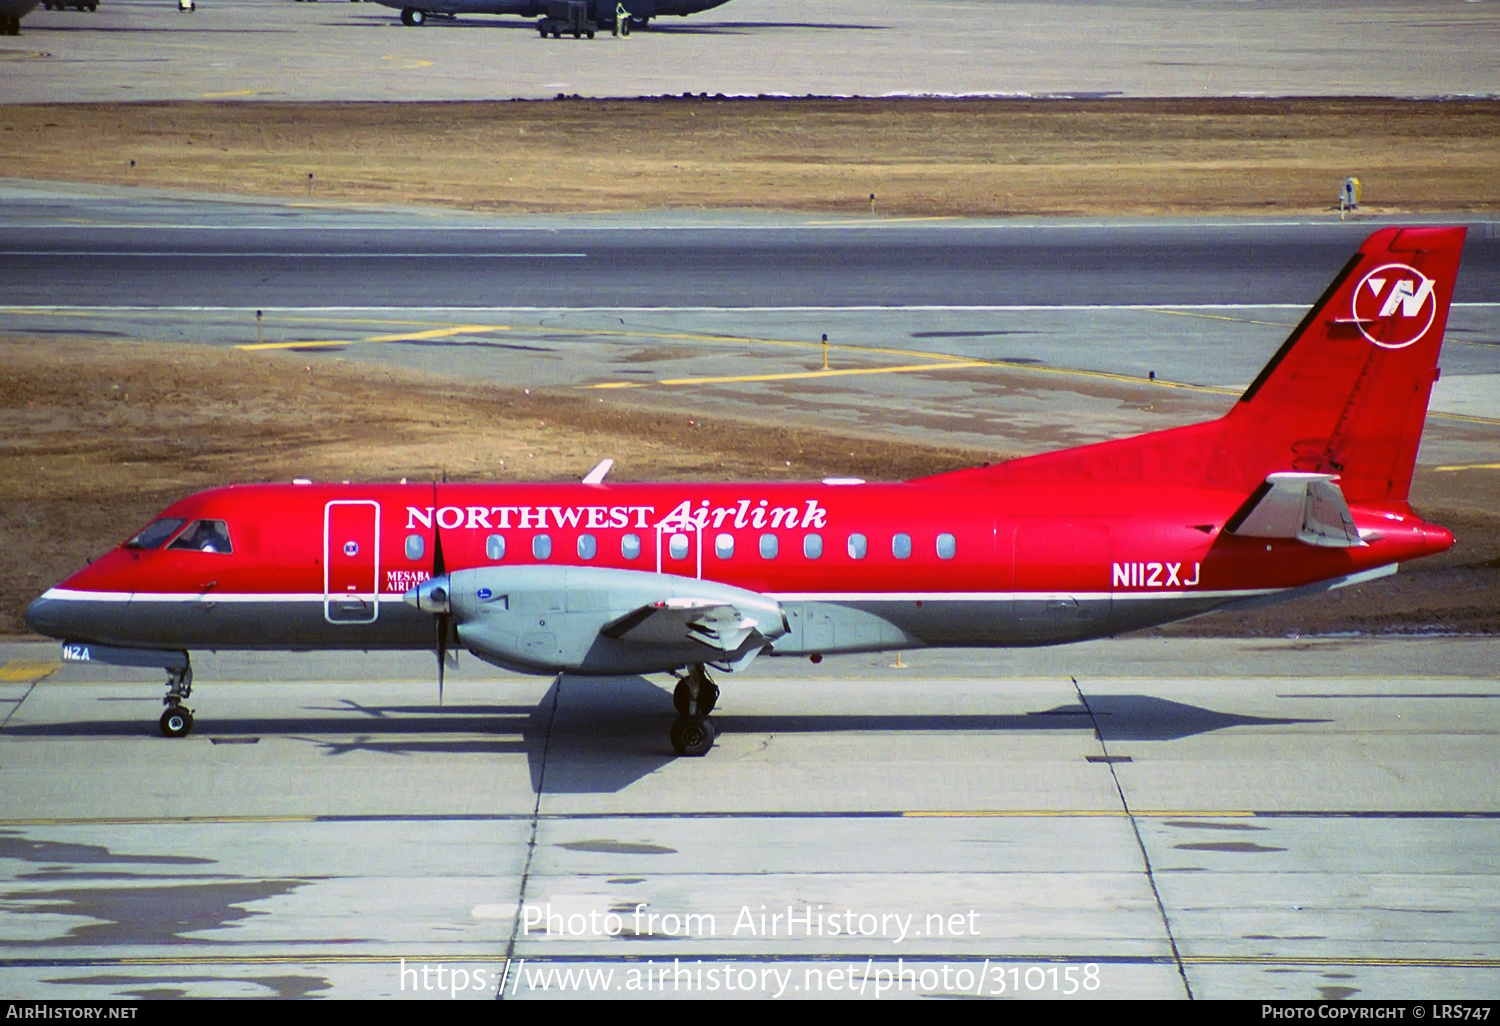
[670,663,719,756]
[159,664,194,738]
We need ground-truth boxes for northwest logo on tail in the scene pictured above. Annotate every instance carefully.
[1353,262,1437,349]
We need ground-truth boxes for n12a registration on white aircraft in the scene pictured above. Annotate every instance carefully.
[27,227,1466,755]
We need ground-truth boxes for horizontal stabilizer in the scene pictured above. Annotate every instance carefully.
[1226,472,1363,548]
[603,598,769,653]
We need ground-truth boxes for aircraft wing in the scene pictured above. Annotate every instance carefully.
[603,598,769,653]
[1226,472,1364,548]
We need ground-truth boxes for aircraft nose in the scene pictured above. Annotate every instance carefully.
[404,577,451,615]
[24,595,62,638]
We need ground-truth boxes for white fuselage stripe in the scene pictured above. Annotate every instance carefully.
[42,587,1272,603]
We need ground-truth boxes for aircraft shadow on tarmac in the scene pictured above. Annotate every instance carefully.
[9,680,1324,795]
[338,15,539,29]
[645,21,888,33]
[27,26,293,34]
[334,17,887,32]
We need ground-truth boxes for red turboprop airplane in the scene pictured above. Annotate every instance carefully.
[26,226,1465,755]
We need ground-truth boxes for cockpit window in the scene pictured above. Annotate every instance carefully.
[125,518,186,550]
[167,519,233,554]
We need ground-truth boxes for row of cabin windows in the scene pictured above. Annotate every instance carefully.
[405,531,958,563]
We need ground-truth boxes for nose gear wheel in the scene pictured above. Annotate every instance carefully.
[159,664,194,737]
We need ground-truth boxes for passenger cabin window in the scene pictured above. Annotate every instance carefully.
[892,533,912,560]
[803,533,824,559]
[937,533,957,559]
[125,518,186,550]
[577,534,597,560]
[715,533,735,559]
[668,533,689,560]
[532,534,552,560]
[167,519,232,554]
[621,534,642,560]
[486,534,506,561]
[847,533,867,559]
[759,533,779,559]
[405,534,426,561]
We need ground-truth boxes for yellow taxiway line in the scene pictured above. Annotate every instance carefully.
[0,661,60,682]
[9,304,1490,422]
[236,324,513,351]
[589,361,991,389]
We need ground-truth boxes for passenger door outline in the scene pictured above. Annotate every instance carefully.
[324,500,381,624]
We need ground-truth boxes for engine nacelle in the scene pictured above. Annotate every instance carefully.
[424,565,786,676]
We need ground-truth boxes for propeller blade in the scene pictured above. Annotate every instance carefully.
[431,483,447,579]
[436,612,448,706]
[431,478,448,704]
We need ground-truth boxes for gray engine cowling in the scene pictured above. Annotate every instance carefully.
[415,565,786,676]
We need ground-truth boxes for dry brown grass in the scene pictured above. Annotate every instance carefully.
[2,98,1497,215]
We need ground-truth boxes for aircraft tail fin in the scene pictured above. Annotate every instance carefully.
[1216,225,1466,504]
[937,227,1466,506]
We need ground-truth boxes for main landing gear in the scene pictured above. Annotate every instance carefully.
[159,664,194,738]
[670,663,719,757]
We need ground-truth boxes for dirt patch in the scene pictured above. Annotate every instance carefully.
[2,98,1497,215]
[4,336,1496,639]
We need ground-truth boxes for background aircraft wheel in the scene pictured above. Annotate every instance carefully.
[159,706,194,738]
[670,716,714,757]
[400,7,423,25]
[586,29,594,37]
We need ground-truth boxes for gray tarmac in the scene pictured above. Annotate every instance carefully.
[3,0,1499,102]
[0,637,1496,999]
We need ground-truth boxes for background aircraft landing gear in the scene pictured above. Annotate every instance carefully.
[400,7,425,25]
[670,664,718,756]
[159,664,194,738]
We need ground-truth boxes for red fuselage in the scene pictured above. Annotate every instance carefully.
[28,475,1450,670]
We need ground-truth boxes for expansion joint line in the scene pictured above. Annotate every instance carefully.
[1071,676,1194,1000]
[0,683,36,733]
[499,673,563,1000]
